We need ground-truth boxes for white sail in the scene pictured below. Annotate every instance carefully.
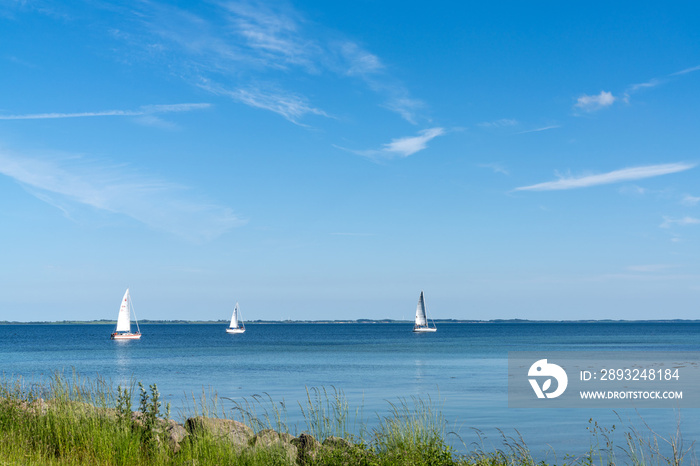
[413,290,436,332]
[415,291,427,327]
[229,303,240,329]
[115,289,131,333]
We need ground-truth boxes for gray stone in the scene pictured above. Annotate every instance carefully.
[322,435,352,449]
[130,410,145,427]
[250,429,297,463]
[185,416,253,446]
[17,398,49,416]
[250,428,295,447]
[165,420,189,453]
[292,432,320,463]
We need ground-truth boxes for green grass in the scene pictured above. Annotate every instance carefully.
[0,372,696,465]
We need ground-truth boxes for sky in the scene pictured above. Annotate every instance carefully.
[1,1,699,321]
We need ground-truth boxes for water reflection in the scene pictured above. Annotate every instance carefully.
[113,340,133,386]
[413,358,427,382]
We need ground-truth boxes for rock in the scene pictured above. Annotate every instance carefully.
[250,429,297,463]
[292,432,318,450]
[98,406,119,421]
[250,428,295,447]
[16,398,108,418]
[319,436,376,464]
[292,432,320,463]
[185,416,253,447]
[322,435,352,449]
[130,410,145,427]
[165,419,188,453]
[32,398,49,415]
[17,398,49,415]
[131,413,188,452]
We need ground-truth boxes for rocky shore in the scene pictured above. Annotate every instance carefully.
[8,396,381,465]
[181,415,359,464]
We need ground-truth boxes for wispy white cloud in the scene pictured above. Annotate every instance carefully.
[0,149,243,242]
[478,118,518,128]
[618,186,700,207]
[478,163,509,175]
[339,41,383,76]
[329,40,422,123]
[331,232,375,237]
[618,185,648,197]
[382,128,444,157]
[622,78,665,103]
[587,65,700,108]
[670,65,700,76]
[220,0,319,71]
[0,103,211,120]
[574,91,616,112]
[660,216,700,229]
[119,1,423,124]
[516,125,561,134]
[626,264,676,273]
[132,114,177,130]
[232,87,329,124]
[681,194,700,206]
[381,94,424,125]
[337,127,445,160]
[200,82,328,125]
[0,110,136,120]
[626,78,663,94]
[514,162,695,192]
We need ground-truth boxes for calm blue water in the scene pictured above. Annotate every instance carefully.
[1,322,698,458]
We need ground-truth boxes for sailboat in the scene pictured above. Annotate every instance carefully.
[110,288,142,340]
[413,290,437,333]
[226,302,246,334]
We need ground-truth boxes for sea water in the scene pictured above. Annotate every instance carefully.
[1,322,698,458]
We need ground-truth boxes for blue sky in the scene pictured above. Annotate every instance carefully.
[1,1,699,321]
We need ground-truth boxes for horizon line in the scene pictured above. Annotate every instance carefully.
[2,318,698,324]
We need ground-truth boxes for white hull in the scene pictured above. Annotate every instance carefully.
[111,332,142,340]
[225,327,245,334]
[413,326,437,333]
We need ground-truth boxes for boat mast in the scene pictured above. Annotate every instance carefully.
[424,291,436,329]
[130,291,141,334]
[239,304,245,329]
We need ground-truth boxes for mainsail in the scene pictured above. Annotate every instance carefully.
[229,303,240,329]
[116,289,131,333]
[415,291,427,327]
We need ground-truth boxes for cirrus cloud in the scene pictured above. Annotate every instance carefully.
[382,128,445,157]
[0,148,243,242]
[660,216,700,229]
[335,127,445,160]
[574,90,616,112]
[514,162,695,192]
[0,103,211,120]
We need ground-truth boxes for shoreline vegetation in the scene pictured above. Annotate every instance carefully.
[2,319,699,325]
[0,373,694,465]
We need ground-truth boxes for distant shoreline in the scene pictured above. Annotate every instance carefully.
[1,319,699,325]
